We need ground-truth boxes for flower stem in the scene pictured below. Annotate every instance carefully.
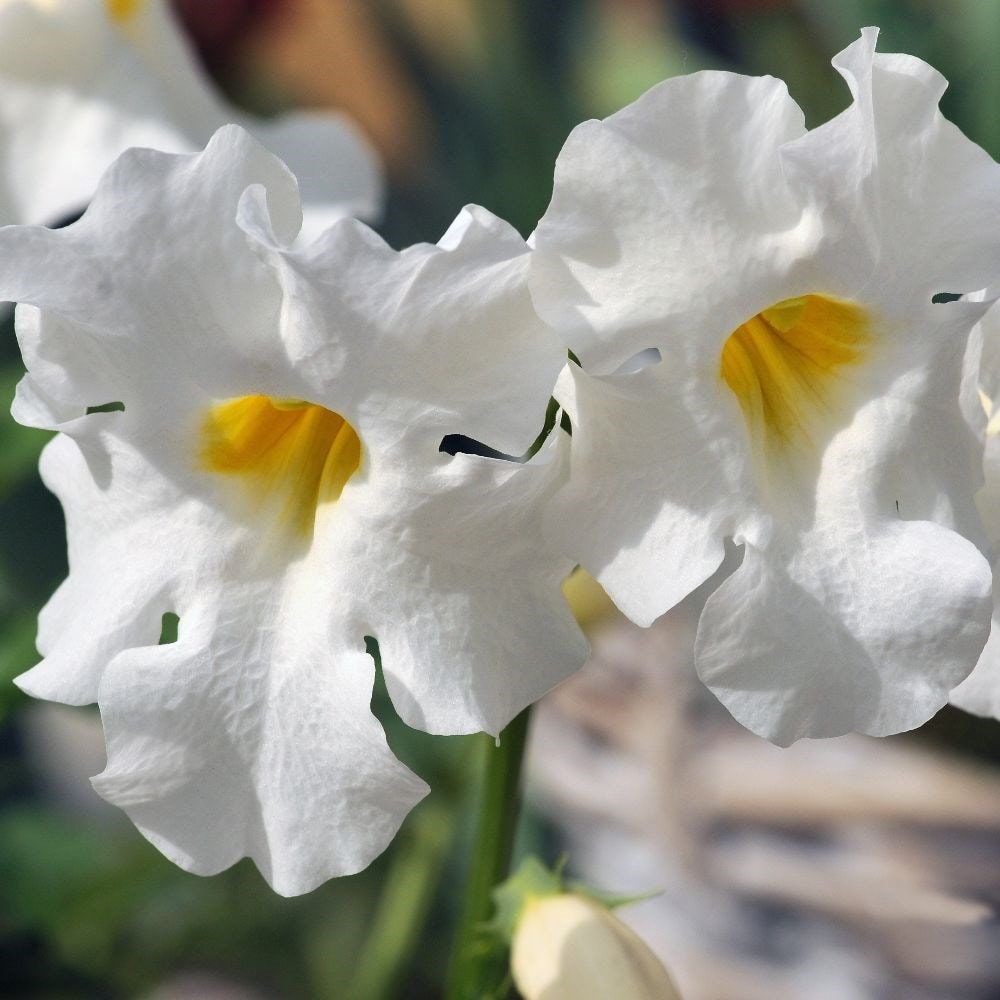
[445,707,532,1000]
[345,801,454,1000]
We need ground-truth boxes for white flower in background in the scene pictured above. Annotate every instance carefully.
[0,0,380,234]
[952,305,1000,718]
[1,125,586,895]
[530,28,1000,745]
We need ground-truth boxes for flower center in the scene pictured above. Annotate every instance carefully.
[106,0,142,23]
[720,294,871,452]
[200,395,362,539]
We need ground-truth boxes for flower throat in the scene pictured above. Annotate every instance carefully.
[200,395,361,540]
[720,294,870,453]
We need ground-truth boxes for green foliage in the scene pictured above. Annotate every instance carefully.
[487,854,658,947]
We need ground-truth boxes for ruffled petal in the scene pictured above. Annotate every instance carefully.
[238,195,567,461]
[253,113,382,242]
[550,363,760,627]
[92,598,427,896]
[15,431,188,704]
[783,28,1000,300]
[0,126,303,407]
[697,519,991,745]
[349,437,588,736]
[530,69,808,374]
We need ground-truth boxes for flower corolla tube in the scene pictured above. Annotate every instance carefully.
[0,125,587,894]
[0,0,381,233]
[530,28,1000,745]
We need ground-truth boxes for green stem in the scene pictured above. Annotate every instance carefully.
[345,802,454,1000]
[445,708,532,1000]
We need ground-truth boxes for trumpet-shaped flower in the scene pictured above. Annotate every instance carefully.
[2,125,586,894]
[530,29,999,745]
[0,0,380,233]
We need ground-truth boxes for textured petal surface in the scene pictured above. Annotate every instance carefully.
[951,609,1000,719]
[783,30,1000,300]
[92,586,428,897]
[237,193,586,734]
[530,68,809,374]
[17,430,190,704]
[697,523,991,745]
[239,196,567,461]
[549,363,757,627]
[353,440,588,737]
[1,125,304,414]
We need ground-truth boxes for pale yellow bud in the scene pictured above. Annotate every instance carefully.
[511,894,682,1000]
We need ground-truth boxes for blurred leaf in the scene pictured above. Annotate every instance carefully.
[0,807,119,929]
[942,0,1000,158]
[0,364,47,503]
[0,614,35,724]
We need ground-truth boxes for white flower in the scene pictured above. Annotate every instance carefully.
[1,125,586,894]
[530,28,999,745]
[952,304,1000,717]
[0,0,380,234]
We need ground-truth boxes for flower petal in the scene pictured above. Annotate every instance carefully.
[15,431,184,704]
[350,437,588,737]
[92,599,427,896]
[0,126,304,407]
[951,310,1000,719]
[950,599,1000,720]
[782,28,1000,298]
[697,519,991,745]
[239,195,567,460]
[531,30,999,742]
[550,363,758,627]
[530,69,808,374]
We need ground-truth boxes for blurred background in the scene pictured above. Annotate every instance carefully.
[4,1,1000,997]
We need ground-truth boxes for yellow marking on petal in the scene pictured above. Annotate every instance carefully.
[978,388,993,419]
[720,294,871,452]
[978,389,1000,438]
[986,405,1000,439]
[561,568,619,635]
[200,395,361,539]
[106,0,142,23]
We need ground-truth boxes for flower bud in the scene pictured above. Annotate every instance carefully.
[511,893,682,999]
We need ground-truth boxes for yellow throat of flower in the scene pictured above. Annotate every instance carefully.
[105,0,142,23]
[200,395,362,540]
[720,294,871,453]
